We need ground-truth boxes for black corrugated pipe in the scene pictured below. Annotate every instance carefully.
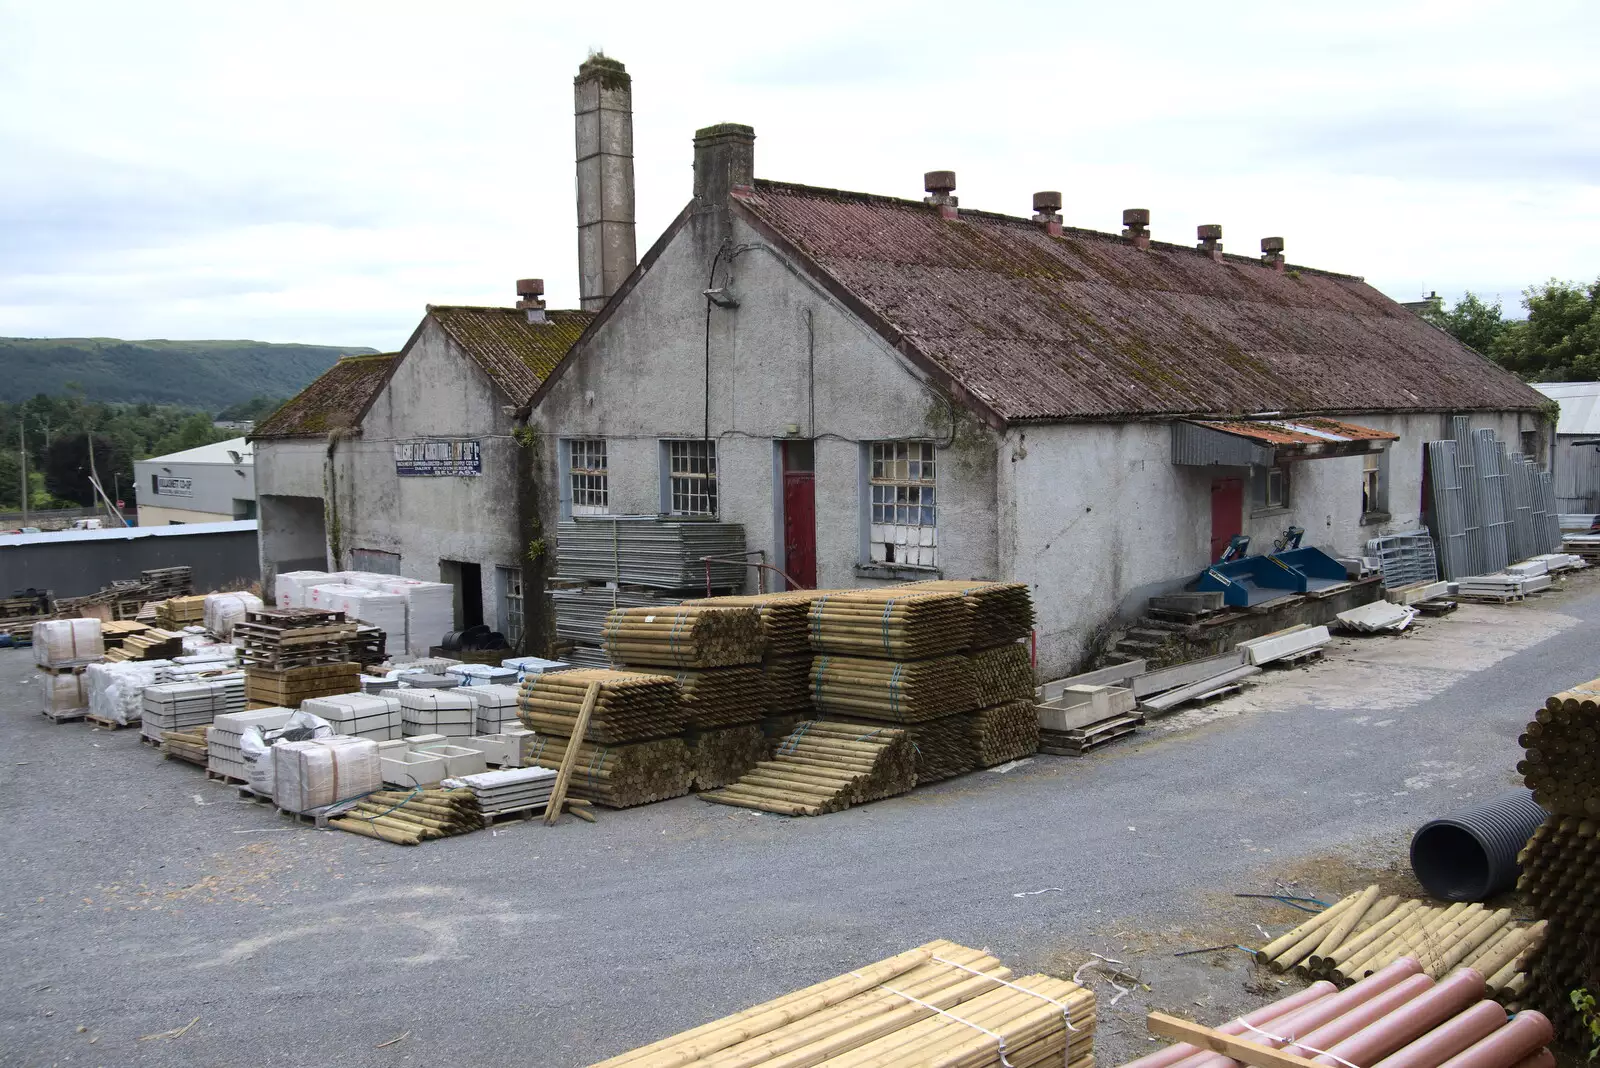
[1410,790,1547,901]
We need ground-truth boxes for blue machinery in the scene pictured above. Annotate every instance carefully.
[1193,527,1349,607]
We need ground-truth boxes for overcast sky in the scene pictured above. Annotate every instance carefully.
[2,0,1596,349]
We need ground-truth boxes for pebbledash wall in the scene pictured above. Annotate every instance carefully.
[535,208,1546,678]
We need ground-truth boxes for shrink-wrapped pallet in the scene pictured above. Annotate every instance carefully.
[85,659,172,724]
[273,736,381,812]
[203,592,263,639]
[397,688,475,738]
[42,669,87,715]
[300,692,401,740]
[273,570,331,609]
[456,683,523,735]
[32,618,104,667]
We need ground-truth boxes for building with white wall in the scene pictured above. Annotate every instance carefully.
[528,123,1550,678]
[133,438,255,526]
[1531,381,1600,511]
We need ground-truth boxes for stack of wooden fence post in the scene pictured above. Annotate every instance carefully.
[1516,677,1600,1041]
[600,604,770,791]
[234,608,360,709]
[681,591,832,741]
[516,667,695,807]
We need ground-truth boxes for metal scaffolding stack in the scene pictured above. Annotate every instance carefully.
[1425,417,1561,579]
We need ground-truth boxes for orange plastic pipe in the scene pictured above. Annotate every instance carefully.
[1366,1000,1507,1068]
[1281,974,1436,1058]
[1118,982,1338,1068]
[1179,958,1425,1068]
[1313,968,1487,1067]
[1433,1012,1553,1068]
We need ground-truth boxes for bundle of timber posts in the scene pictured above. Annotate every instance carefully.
[589,939,1095,1068]
[329,788,484,845]
[1516,677,1600,1042]
[1251,885,1543,997]
[681,591,832,732]
[700,720,917,816]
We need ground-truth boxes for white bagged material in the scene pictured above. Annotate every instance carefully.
[456,683,523,735]
[446,663,517,685]
[32,618,104,667]
[307,582,366,614]
[204,592,263,639]
[238,710,334,797]
[300,692,402,740]
[397,688,474,738]
[368,579,454,656]
[329,588,407,651]
[274,570,331,609]
[85,659,172,724]
[273,736,381,812]
[501,655,569,680]
[42,670,87,715]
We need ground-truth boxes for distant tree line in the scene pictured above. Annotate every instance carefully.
[0,390,239,511]
[1424,277,1600,381]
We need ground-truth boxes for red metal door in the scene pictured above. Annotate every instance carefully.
[782,471,816,589]
[1210,477,1243,561]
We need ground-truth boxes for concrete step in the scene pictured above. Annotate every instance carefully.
[1131,616,1189,633]
[1113,638,1169,656]
[1123,627,1179,645]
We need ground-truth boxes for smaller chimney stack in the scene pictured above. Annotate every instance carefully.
[1261,236,1285,272]
[1122,208,1150,249]
[1032,191,1063,236]
[693,123,756,208]
[924,171,958,220]
[516,278,547,324]
[1196,224,1223,261]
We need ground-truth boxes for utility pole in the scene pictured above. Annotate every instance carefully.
[87,432,102,519]
[18,419,28,527]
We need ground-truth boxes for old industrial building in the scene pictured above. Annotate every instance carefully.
[133,437,255,526]
[530,122,1549,677]
[1532,381,1600,512]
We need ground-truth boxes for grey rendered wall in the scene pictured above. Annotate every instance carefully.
[254,439,329,593]
[331,319,521,631]
[1000,410,1545,679]
[0,527,259,599]
[532,210,1000,592]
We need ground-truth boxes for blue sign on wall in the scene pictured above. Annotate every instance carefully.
[394,439,482,477]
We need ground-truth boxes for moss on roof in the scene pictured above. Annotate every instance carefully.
[427,306,593,404]
[249,353,398,440]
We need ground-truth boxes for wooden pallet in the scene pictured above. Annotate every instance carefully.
[205,769,248,786]
[1270,648,1324,667]
[137,734,161,748]
[42,707,86,724]
[1040,713,1142,756]
[1456,591,1525,604]
[163,748,208,768]
[86,714,136,730]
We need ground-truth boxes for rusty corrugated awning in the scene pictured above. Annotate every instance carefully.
[1174,417,1397,467]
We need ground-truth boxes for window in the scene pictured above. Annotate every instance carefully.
[233,499,258,521]
[666,440,718,516]
[1520,430,1538,458]
[569,439,608,515]
[150,474,159,496]
[497,566,524,643]
[1362,451,1389,517]
[868,440,937,568]
[1253,464,1289,512]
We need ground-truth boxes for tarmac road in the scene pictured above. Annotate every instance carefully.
[2,579,1594,1068]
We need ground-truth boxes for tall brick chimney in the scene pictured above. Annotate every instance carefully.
[574,54,637,312]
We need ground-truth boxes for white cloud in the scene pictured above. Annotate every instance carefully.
[0,0,1595,345]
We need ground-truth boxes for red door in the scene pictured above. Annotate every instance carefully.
[783,471,816,589]
[1210,477,1243,561]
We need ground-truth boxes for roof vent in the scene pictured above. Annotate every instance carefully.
[924,171,958,220]
[1032,191,1063,236]
[1197,224,1223,261]
[516,278,548,324]
[1122,208,1150,250]
[1261,236,1285,273]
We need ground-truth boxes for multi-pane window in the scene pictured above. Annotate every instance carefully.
[1362,452,1384,515]
[498,566,524,643]
[668,440,718,516]
[1254,464,1290,511]
[569,439,608,515]
[868,440,937,567]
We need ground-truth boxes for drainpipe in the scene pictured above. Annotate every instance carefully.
[511,404,549,656]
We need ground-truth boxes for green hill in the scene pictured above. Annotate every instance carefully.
[0,337,377,410]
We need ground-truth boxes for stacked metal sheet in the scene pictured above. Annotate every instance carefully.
[208,708,294,782]
[1364,529,1440,588]
[396,689,474,739]
[456,683,523,735]
[443,766,557,816]
[1427,418,1561,579]
[300,693,402,741]
[554,516,748,588]
[140,679,246,743]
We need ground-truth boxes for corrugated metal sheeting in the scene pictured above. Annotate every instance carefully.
[1426,418,1559,579]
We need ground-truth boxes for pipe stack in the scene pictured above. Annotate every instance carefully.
[1116,956,1553,1068]
[330,788,484,845]
[971,642,1036,708]
[590,939,1094,1068]
[521,733,693,809]
[700,720,917,816]
[1516,678,1600,1044]
[1251,886,1542,996]
[601,605,765,668]
[517,668,688,743]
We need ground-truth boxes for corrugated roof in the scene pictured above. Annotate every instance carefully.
[137,437,253,466]
[0,519,257,547]
[427,306,593,404]
[1192,417,1400,447]
[733,181,1548,423]
[1530,382,1600,436]
[249,353,399,440]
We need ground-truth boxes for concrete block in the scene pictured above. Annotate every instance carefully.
[416,744,488,779]
[1037,659,1146,702]
[405,733,447,749]
[1148,591,1224,615]
[1130,651,1246,698]
[1036,684,1136,731]
[1241,625,1330,663]
[381,749,445,787]
[1386,580,1449,605]
[467,735,516,767]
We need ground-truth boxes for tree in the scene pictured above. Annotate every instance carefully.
[41,433,125,506]
[1423,292,1509,359]
[1426,279,1600,382]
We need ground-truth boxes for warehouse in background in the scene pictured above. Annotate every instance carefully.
[1531,381,1600,512]
[133,438,255,526]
